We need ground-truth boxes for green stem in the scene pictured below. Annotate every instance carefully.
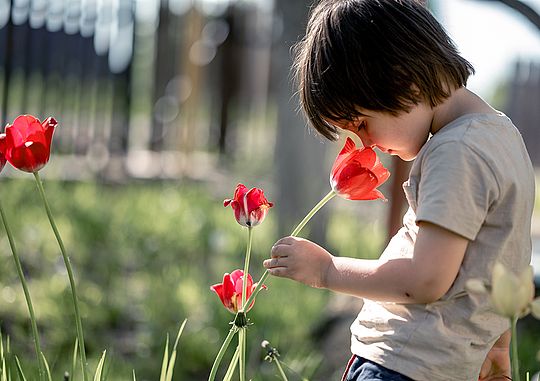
[245,190,336,308]
[290,190,336,236]
[223,350,239,381]
[511,316,520,381]
[0,199,45,381]
[273,357,289,381]
[208,326,239,381]
[33,172,88,381]
[223,345,240,381]
[241,227,253,310]
[239,328,246,381]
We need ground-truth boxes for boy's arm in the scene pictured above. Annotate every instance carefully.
[478,330,511,381]
[264,221,468,304]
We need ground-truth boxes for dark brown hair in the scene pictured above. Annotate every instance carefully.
[294,0,475,140]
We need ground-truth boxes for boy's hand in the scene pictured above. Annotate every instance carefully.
[263,236,333,288]
[478,330,511,381]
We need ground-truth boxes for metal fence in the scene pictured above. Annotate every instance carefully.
[505,60,540,167]
[0,0,275,180]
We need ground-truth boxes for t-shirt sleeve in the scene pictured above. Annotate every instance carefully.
[415,142,500,241]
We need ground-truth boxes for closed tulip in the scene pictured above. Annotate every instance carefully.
[0,115,57,173]
[211,269,266,313]
[224,184,273,227]
[491,262,535,318]
[330,137,390,200]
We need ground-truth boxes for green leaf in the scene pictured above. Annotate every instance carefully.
[40,352,52,381]
[165,319,187,381]
[13,356,27,381]
[93,351,107,381]
[2,358,7,381]
[159,334,170,381]
[71,339,79,381]
[0,329,4,362]
[132,370,136,381]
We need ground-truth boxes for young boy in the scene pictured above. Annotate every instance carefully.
[263,1,535,380]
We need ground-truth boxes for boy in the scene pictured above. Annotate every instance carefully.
[263,1,535,380]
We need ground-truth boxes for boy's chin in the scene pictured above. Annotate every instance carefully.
[396,153,417,162]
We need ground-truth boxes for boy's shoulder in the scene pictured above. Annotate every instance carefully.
[415,111,534,194]
[421,112,521,159]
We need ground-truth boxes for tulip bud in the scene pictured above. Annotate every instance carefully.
[490,262,534,318]
[0,115,57,173]
[224,184,273,227]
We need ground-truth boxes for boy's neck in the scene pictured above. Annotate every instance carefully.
[430,87,497,134]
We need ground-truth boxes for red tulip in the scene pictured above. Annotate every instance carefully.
[0,150,5,173]
[210,269,266,313]
[224,184,273,227]
[330,137,390,200]
[0,115,57,173]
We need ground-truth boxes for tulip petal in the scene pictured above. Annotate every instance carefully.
[11,115,40,142]
[42,117,57,147]
[7,141,49,172]
[331,137,357,175]
[210,283,226,305]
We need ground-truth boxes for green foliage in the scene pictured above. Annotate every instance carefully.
[3,178,535,379]
[0,178,330,380]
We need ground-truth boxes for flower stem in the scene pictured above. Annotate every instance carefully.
[208,326,239,381]
[273,357,289,381]
[239,328,246,381]
[245,190,336,308]
[0,199,45,381]
[33,172,88,381]
[511,316,520,381]
[241,227,253,310]
[223,345,240,381]
[290,190,336,236]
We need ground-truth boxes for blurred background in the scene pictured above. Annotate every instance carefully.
[0,0,539,379]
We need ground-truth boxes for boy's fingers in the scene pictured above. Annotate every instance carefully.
[271,243,291,258]
[274,236,298,246]
[267,267,288,278]
[264,257,288,268]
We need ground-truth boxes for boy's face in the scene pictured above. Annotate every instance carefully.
[328,103,434,161]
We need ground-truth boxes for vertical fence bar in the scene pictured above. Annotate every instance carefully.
[1,0,13,126]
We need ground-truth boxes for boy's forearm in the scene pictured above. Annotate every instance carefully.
[325,256,441,304]
[493,329,511,348]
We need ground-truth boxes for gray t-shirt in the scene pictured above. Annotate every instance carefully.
[350,113,535,381]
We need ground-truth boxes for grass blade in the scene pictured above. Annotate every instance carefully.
[1,329,4,362]
[132,370,136,381]
[159,334,169,381]
[71,339,78,381]
[40,352,52,381]
[13,356,27,381]
[93,351,107,381]
[165,319,187,381]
